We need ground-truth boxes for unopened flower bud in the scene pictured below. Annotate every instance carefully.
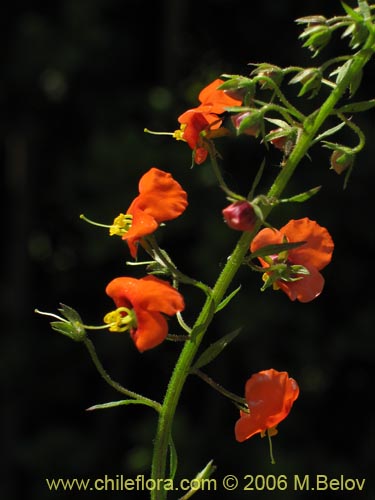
[330,150,355,174]
[222,201,256,232]
[267,127,297,156]
[231,111,261,137]
[224,88,247,101]
[250,64,283,89]
[269,129,288,151]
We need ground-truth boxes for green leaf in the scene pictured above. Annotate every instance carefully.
[190,300,216,343]
[192,328,241,371]
[168,435,178,481]
[279,186,321,203]
[215,286,241,313]
[313,121,346,144]
[249,241,306,261]
[349,67,363,97]
[336,99,375,113]
[265,117,290,129]
[86,399,157,411]
[178,460,217,500]
[248,158,266,200]
[341,1,363,22]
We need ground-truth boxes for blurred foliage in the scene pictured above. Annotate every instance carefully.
[1,0,374,498]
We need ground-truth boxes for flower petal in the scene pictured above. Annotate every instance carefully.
[235,412,267,442]
[105,276,185,351]
[235,369,299,442]
[278,264,325,302]
[282,218,334,270]
[136,276,185,316]
[131,309,169,352]
[250,227,283,266]
[198,78,242,113]
[134,167,188,222]
[122,204,158,258]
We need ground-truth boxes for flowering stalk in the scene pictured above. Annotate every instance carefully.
[150,24,375,499]
[84,337,161,412]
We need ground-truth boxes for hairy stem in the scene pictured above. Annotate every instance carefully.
[150,31,375,500]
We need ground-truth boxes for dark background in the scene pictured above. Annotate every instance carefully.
[1,1,374,498]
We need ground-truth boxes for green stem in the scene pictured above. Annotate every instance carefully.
[192,368,247,407]
[150,33,375,500]
[337,112,366,153]
[143,236,211,296]
[207,142,241,199]
[84,337,161,412]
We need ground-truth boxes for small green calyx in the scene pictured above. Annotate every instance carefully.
[35,304,87,342]
[261,262,310,291]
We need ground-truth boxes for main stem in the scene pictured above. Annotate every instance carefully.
[150,38,374,500]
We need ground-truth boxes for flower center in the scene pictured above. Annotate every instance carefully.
[109,213,133,236]
[103,306,137,333]
[173,124,187,142]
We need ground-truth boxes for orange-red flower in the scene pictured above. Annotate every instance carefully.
[104,275,185,352]
[250,218,334,302]
[235,369,299,442]
[176,79,242,164]
[110,168,188,258]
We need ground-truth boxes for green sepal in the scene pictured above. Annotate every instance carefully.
[342,21,369,49]
[50,320,86,342]
[299,25,332,57]
[279,186,321,203]
[215,285,241,313]
[86,399,158,411]
[249,241,306,261]
[237,110,263,135]
[289,68,322,99]
[218,75,254,91]
[331,59,363,96]
[218,75,256,101]
[295,16,327,25]
[192,328,241,371]
[58,303,83,324]
[51,304,86,341]
[249,63,284,87]
[224,105,252,113]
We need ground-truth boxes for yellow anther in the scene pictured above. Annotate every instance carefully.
[172,124,187,142]
[109,213,133,236]
[103,307,136,332]
[262,272,280,290]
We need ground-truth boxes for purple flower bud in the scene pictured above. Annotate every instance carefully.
[222,201,256,232]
